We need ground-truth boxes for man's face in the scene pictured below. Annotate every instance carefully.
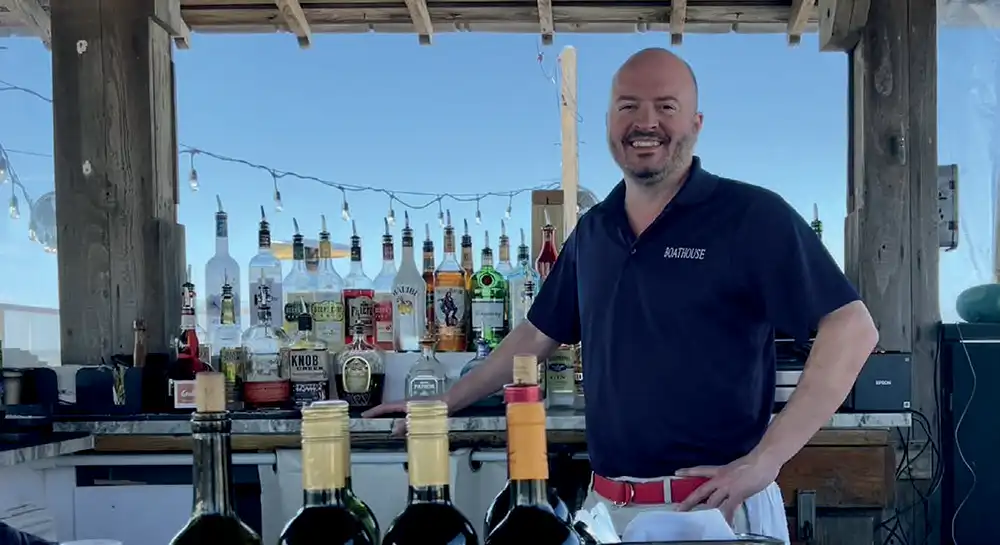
[607,57,702,187]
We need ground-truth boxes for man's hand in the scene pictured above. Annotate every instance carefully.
[674,453,782,523]
[362,398,446,436]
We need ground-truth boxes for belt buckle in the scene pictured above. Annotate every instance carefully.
[612,482,635,507]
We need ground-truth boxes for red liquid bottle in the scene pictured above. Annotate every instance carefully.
[534,209,559,282]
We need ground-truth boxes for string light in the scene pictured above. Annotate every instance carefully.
[0,143,54,252]
[340,187,351,222]
[437,199,445,227]
[386,194,396,226]
[474,197,482,225]
[271,172,283,212]
[505,195,513,219]
[188,152,200,191]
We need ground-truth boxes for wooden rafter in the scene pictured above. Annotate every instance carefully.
[786,0,814,46]
[403,0,433,45]
[537,0,554,45]
[1,0,49,48]
[276,0,312,48]
[670,0,687,45]
[818,0,869,51]
[153,0,191,49]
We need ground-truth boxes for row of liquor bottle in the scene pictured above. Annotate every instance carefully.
[171,361,595,545]
[174,268,582,411]
[200,199,559,358]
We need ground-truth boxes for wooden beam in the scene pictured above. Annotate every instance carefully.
[670,0,687,45]
[536,0,554,45]
[50,0,182,364]
[153,0,191,49]
[403,0,433,45]
[818,0,869,51]
[276,0,312,48]
[1,0,50,48]
[559,46,579,238]
[786,0,813,46]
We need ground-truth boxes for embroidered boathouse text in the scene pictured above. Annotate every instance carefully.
[663,247,706,260]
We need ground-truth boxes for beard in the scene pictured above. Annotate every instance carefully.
[610,131,697,187]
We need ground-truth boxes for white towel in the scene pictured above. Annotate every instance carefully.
[623,509,737,541]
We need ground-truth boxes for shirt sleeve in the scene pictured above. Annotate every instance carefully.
[742,193,861,342]
[526,228,582,345]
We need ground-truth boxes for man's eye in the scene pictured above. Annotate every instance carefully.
[618,104,636,111]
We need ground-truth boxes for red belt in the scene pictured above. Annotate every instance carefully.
[593,474,710,506]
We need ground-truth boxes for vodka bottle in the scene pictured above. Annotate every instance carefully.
[372,218,397,351]
[283,218,315,337]
[205,196,241,352]
[505,228,540,332]
[248,206,282,327]
[314,215,346,353]
[392,212,425,352]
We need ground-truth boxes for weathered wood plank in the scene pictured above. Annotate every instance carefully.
[817,0,869,51]
[778,445,894,509]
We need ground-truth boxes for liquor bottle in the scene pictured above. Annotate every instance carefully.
[333,319,385,411]
[433,211,468,352]
[495,220,514,276]
[248,206,282,327]
[544,344,576,409]
[505,229,539,332]
[343,221,376,345]
[242,274,291,409]
[313,215,346,353]
[459,327,503,408]
[169,372,262,545]
[535,208,559,283]
[483,356,574,545]
[279,400,378,545]
[460,219,475,350]
[205,196,242,351]
[382,400,478,545]
[404,332,449,400]
[176,265,211,376]
[393,212,425,352]
[216,277,247,410]
[373,218,397,351]
[287,301,331,408]
[283,219,314,336]
[471,231,508,344]
[811,203,823,240]
[421,223,436,337]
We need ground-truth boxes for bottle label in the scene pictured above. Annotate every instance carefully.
[311,293,345,347]
[506,402,549,481]
[343,290,375,343]
[374,293,394,346]
[288,349,328,382]
[246,351,283,381]
[215,214,228,238]
[250,279,281,326]
[392,284,423,350]
[407,375,445,399]
[433,285,466,333]
[546,349,575,395]
[471,299,504,332]
[284,292,316,334]
[219,347,246,409]
[244,380,290,405]
[507,280,536,330]
[291,381,328,408]
[340,355,372,393]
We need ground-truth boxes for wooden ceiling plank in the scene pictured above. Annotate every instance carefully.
[670,0,686,45]
[787,0,814,46]
[403,0,434,44]
[537,0,554,45]
[154,0,192,49]
[276,0,313,47]
[2,0,50,48]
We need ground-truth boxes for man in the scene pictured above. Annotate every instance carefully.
[365,48,878,540]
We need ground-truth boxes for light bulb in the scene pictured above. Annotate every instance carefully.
[341,199,351,222]
[8,195,19,220]
[387,207,396,226]
[188,168,199,191]
[273,189,283,212]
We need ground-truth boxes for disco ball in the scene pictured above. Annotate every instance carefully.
[29,191,57,253]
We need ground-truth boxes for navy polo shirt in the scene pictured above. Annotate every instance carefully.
[527,157,860,478]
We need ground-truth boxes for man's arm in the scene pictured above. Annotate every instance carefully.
[751,300,878,466]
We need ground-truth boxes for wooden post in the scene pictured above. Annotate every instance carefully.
[559,46,579,238]
[844,0,939,541]
[50,0,183,364]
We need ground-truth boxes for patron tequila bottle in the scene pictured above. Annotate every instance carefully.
[495,219,514,276]
[470,231,508,345]
[287,300,331,408]
[433,211,468,352]
[215,276,246,410]
[372,218,397,350]
[333,319,385,411]
[313,216,346,353]
[505,229,539,332]
[248,206,282,327]
[343,221,376,345]
[242,276,291,408]
[392,212,425,352]
[283,219,315,337]
[405,332,449,400]
[421,223,436,337]
[205,196,242,350]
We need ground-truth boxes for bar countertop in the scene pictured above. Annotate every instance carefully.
[0,431,94,468]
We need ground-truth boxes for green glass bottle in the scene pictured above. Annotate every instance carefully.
[470,231,508,347]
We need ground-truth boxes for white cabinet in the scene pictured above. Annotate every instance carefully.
[74,485,191,544]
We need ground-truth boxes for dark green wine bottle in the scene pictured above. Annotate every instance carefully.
[382,400,479,545]
[170,373,261,545]
[279,400,377,545]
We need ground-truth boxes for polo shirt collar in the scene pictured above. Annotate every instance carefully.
[598,156,718,216]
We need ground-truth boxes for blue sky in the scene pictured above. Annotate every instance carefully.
[0,28,992,349]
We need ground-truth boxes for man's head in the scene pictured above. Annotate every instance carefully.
[607,48,703,188]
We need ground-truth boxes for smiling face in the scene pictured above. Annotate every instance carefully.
[607,49,703,187]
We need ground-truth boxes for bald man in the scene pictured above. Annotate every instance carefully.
[365,48,877,541]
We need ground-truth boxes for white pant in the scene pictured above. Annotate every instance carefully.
[581,476,790,545]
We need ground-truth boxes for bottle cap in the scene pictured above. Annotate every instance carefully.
[301,400,349,439]
[512,354,539,385]
[405,400,449,436]
[195,372,225,413]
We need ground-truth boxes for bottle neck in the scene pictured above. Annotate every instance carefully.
[517,247,530,265]
[292,244,306,272]
[510,479,549,508]
[422,249,435,271]
[505,401,549,508]
[442,230,456,259]
[191,414,235,516]
[498,238,510,263]
[481,250,494,268]
[301,436,348,507]
[401,244,417,270]
[258,226,271,250]
[406,432,451,504]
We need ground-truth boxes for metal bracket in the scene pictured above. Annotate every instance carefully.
[797,490,816,542]
[937,164,959,251]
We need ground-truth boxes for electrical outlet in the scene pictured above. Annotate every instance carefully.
[938,164,958,251]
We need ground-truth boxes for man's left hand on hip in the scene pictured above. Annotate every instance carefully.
[673,453,782,523]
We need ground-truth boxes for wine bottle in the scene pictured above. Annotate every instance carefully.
[483,355,570,538]
[170,372,262,545]
[484,356,580,545]
[278,400,378,545]
[382,400,478,545]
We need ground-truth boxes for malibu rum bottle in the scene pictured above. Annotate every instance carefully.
[433,211,468,352]
[392,212,425,352]
[169,372,261,545]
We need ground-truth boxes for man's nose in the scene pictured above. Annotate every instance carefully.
[634,103,659,129]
